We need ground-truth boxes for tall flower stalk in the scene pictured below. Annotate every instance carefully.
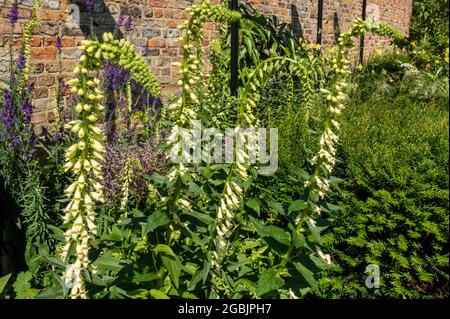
[62,33,160,298]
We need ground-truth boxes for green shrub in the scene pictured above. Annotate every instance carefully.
[318,74,449,298]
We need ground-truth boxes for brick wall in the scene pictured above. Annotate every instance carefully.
[0,0,412,127]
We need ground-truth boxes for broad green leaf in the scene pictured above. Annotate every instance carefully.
[145,210,170,234]
[0,274,11,294]
[307,220,323,245]
[132,272,161,284]
[35,287,64,299]
[102,225,123,241]
[109,286,130,299]
[249,216,291,246]
[161,256,181,289]
[266,201,285,215]
[183,211,215,225]
[202,254,211,284]
[288,200,308,213]
[187,269,203,291]
[93,255,125,273]
[150,289,170,299]
[246,198,261,215]
[153,244,175,257]
[310,254,334,270]
[42,256,67,270]
[293,233,306,248]
[256,269,285,296]
[181,292,199,299]
[293,262,318,290]
[264,226,291,246]
[189,183,205,195]
[290,168,310,181]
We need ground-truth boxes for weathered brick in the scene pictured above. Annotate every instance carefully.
[31,47,56,60]
[148,38,166,48]
[141,28,161,38]
[44,37,76,48]
[153,8,164,18]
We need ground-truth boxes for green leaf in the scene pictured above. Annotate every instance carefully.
[307,220,323,245]
[35,287,64,299]
[290,168,310,181]
[187,269,203,291]
[256,269,285,296]
[288,200,308,213]
[309,254,334,270]
[145,210,170,234]
[181,292,199,299]
[153,244,175,257]
[183,211,215,225]
[42,256,67,270]
[266,200,285,215]
[132,272,161,284]
[0,274,11,294]
[264,226,291,246]
[202,255,211,284]
[189,183,205,196]
[249,216,291,246]
[102,225,124,241]
[293,233,306,248]
[161,256,182,289]
[150,289,170,299]
[13,272,39,299]
[93,255,125,273]
[246,198,261,215]
[293,262,318,290]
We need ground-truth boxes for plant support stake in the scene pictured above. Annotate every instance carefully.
[359,0,367,63]
[230,0,239,97]
[317,0,324,45]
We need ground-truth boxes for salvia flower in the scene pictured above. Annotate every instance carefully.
[21,98,33,125]
[11,136,21,149]
[54,133,62,141]
[86,0,94,14]
[1,90,15,130]
[8,2,19,26]
[55,36,62,50]
[103,61,131,91]
[124,17,132,32]
[116,13,124,28]
[17,52,26,70]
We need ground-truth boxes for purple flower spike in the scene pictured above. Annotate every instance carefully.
[17,52,26,69]
[21,98,33,125]
[124,17,132,32]
[53,133,62,141]
[103,61,131,91]
[86,0,94,14]
[11,136,21,149]
[55,36,62,50]
[116,13,124,28]
[1,90,15,130]
[8,2,19,26]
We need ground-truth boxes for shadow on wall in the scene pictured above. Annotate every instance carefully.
[65,0,122,39]
[333,12,340,43]
[290,4,303,39]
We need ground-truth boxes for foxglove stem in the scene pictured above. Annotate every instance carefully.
[61,32,160,298]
